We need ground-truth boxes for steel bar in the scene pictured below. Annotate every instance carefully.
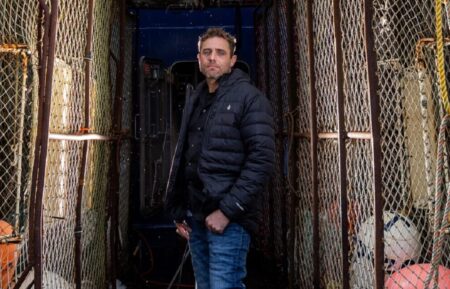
[272,0,288,281]
[27,3,50,280]
[34,0,59,288]
[280,131,373,139]
[108,0,127,287]
[49,133,115,141]
[318,132,372,139]
[12,265,32,289]
[306,1,320,288]
[363,1,384,288]
[332,0,349,287]
[285,0,298,288]
[263,0,275,260]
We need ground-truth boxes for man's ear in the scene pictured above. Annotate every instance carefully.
[231,55,237,67]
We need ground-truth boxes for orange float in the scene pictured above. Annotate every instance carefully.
[0,220,17,289]
[385,263,450,289]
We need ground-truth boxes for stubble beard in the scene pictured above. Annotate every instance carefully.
[201,67,222,81]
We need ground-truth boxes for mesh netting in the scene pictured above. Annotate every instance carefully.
[317,141,341,288]
[347,140,375,288]
[82,141,110,288]
[294,140,313,288]
[341,0,370,133]
[0,50,30,232]
[292,1,313,286]
[42,140,82,287]
[51,1,87,134]
[92,0,113,135]
[293,0,311,135]
[0,1,38,288]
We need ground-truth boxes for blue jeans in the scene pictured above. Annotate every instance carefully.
[188,219,251,289]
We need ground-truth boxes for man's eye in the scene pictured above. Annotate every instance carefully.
[202,50,211,56]
[217,51,226,56]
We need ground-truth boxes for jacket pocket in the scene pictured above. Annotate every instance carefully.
[201,188,220,215]
[216,112,236,127]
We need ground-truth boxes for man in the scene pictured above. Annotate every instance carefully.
[165,27,275,289]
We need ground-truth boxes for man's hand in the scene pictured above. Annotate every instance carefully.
[175,221,191,240]
[205,210,229,234]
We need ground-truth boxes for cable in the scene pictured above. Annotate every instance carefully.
[167,243,191,289]
[133,235,194,288]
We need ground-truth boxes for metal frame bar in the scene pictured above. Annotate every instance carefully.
[33,1,59,288]
[306,1,320,288]
[285,0,299,288]
[49,133,117,141]
[279,131,373,140]
[363,1,384,288]
[108,0,127,287]
[262,0,276,260]
[272,0,289,280]
[331,0,350,287]
[26,4,50,283]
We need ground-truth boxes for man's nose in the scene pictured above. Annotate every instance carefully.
[208,52,216,61]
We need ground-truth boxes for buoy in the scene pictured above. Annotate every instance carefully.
[1,220,17,289]
[385,263,450,288]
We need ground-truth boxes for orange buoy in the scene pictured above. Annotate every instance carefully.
[0,220,17,289]
[385,263,450,289]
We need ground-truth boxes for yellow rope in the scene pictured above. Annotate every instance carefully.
[436,0,450,114]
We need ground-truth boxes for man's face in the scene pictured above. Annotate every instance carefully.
[198,36,237,80]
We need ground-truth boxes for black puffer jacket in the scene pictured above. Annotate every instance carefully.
[165,68,275,233]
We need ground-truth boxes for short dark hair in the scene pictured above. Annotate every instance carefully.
[197,27,237,54]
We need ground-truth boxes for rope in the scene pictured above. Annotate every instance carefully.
[424,3,450,286]
[424,114,450,289]
[423,3,450,286]
[435,0,450,114]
